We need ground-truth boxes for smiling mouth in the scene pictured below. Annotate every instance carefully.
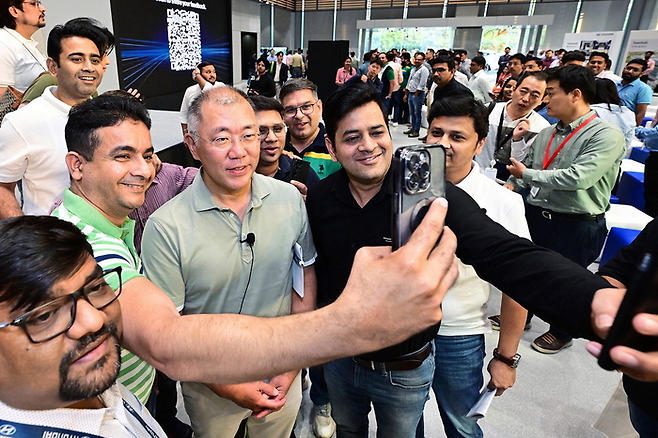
[79,75,97,82]
[357,152,383,163]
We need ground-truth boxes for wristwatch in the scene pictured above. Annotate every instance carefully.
[492,348,521,369]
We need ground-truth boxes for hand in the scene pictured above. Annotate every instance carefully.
[335,198,459,350]
[503,183,515,191]
[282,150,297,160]
[587,288,658,382]
[268,371,298,402]
[360,75,367,83]
[512,119,530,142]
[208,381,286,417]
[290,180,308,202]
[126,88,142,100]
[487,358,516,396]
[506,158,526,179]
[403,95,408,103]
[192,67,200,81]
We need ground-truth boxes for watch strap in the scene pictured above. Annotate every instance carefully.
[493,347,521,369]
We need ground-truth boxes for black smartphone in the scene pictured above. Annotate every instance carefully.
[391,144,446,250]
[287,159,310,183]
[598,248,658,371]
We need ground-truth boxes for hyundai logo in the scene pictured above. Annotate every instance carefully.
[0,425,16,436]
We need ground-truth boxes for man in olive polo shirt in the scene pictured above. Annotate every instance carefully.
[141,86,317,438]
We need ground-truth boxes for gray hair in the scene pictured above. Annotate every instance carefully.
[187,86,254,135]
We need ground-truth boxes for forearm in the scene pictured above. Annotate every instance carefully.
[0,183,22,219]
[134,304,375,383]
[497,293,527,356]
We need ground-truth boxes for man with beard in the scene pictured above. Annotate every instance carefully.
[0,0,48,98]
[180,61,225,135]
[0,215,167,437]
[617,58,653,126]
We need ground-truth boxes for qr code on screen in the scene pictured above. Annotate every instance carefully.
[167,9,202,71]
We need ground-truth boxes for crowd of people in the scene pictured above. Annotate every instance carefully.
[1,1,658,438]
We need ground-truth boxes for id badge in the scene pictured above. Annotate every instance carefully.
[530,186,540,197]
[484,167,497,181]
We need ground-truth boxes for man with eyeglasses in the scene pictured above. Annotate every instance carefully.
[0,216,169,437]
[403,52,428,138]
[427,56,473,110]
[280,78,341,179]
[617,58,653,126]
[0,0,47,100]
[142,86,317,438]
[251,95,319,197]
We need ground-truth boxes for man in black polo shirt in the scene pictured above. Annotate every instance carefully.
[307,83,438,438]
[431,56,474,104]
[280,78,341,179]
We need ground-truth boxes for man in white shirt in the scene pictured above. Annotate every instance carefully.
[0,0,47,97]
[475,71,550,180]
[0,215,167,437]
[426,93,529,438]
[587,51,622,83]
[0,18,109,218]
[467,56,492,103]
[179,61,225,135]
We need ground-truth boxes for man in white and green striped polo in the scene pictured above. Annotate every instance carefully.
[52,92,157,407]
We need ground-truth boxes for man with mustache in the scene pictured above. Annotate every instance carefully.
[0,18,109,218]
[0,0,47,98]
[0,215,167,437]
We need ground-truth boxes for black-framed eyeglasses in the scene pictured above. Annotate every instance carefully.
[259,124,286,139]
[0,267,122,344]
[22,0,43,7]
[433,67,448,73]
[283,102,317,118]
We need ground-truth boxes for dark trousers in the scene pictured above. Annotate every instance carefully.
[525,204,608,341]
[644,152,658,217]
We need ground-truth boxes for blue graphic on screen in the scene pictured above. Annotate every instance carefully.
[110,0,232,111]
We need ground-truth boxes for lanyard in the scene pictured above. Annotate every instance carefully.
[495,107,515,152]
[542,113,597,169]
[123,399,161,438]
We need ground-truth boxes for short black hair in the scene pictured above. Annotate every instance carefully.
[66,91,152,161]
[525,57,543,69]
[589,51,609,62]
[517,70,548,87]
[471,56,486,67]
[197,61,214,70]
[627,58,648,71]
[0,0,23,29]
[249,95,284,115]
[562,51,586,64]
[47,18,114,65]
[280,78,319,104]
[427,95,488,142]
[257,59,270,70]
[386,52,396,62]
[0,216,93,313]
[323,82,388,144]
[546,65,595,104]
[371,59,384,69]
[414,52,425,60]
[509,53,526,64]
[431,56,455,71]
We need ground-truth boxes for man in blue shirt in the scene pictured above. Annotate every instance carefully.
[617,59,653,126]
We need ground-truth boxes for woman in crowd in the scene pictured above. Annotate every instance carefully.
[335,57,357,86]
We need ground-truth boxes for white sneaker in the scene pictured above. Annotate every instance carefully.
[391,122,398,127]
[313,403,336,438]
